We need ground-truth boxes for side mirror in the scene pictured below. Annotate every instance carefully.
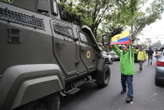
[52,0,58,16]
[102,34,109,45]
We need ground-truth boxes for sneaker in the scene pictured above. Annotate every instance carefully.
[126,96,133,104]
[120,90,126,95]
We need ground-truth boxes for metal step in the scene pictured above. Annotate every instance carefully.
[64,88,80,95]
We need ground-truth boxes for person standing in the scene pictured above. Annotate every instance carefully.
[146,47,154,65]
[154,49,160,59]
[137,47,147,71]
[112,44,135,104]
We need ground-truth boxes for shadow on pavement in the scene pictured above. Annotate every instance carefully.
[61,83,100,108]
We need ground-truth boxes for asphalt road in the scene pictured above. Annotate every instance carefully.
[61,61,164,110]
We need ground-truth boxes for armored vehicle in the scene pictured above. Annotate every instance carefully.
[0,0,111,110]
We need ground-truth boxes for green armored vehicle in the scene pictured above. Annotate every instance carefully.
[0,0,111,110]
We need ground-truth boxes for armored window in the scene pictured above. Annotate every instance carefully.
[83,31,94,45]
[79,32,88,43]
[37,0,50,15]
[79,32,94,45]
[54,24,74,38]
[13,0,37,12]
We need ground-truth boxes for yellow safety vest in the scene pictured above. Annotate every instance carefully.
[137,51,147,61]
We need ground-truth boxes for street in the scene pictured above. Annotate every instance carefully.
[61,61,164,110]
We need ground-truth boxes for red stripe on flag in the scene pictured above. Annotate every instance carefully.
[110,40,131,45]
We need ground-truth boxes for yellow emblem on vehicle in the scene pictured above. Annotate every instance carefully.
[86,50,91,59]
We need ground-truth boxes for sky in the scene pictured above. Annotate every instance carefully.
[137,0,164,44]
[137,13,164,44]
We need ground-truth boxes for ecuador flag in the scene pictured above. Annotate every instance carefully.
[110,31,131,45]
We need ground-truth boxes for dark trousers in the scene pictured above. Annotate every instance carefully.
[139,61,144,71]
[121,74,133,97]
[148,55,153,64]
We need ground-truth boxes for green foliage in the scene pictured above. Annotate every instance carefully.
[60,0,113,36]
[104,0,164,40]
[112,0,141,26]
[61,0,164,42]
[130,0,164,40]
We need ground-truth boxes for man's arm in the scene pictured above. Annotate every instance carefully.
[130,45,137,53]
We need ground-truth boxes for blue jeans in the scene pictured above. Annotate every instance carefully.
[121,74,133,97]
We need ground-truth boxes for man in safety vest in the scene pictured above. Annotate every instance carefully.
[137,47,147,71]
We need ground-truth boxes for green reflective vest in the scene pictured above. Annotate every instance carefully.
[112,45,135,75]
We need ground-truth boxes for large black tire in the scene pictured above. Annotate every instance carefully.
[155,72,162,86]
[155,78,161,86]
[155,76,162,86]
[95,64,111,88]
[15,93,60,110]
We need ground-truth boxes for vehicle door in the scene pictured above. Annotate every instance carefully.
[72,26,88,75]
[78,31,98,72]
[51,19,77,76]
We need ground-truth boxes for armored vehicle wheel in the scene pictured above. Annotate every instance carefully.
[95,64,111,88]
[16,93,60,110]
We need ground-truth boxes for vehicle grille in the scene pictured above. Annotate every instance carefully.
[0,7,44,30]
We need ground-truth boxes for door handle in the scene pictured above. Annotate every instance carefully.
[75,61,80,66]
[55,42,65,46]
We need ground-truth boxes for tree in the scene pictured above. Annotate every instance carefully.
[151,40,162,48]
[60,0,115,36]
[102,0,144,38]
[60,0,164,41]
[131,0,164,40]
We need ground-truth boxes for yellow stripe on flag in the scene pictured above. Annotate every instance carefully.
[111,31,130,42]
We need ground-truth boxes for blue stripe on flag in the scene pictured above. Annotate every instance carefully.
[118,37,129,42]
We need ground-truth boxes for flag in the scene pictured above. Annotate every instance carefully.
[110,31,131,45]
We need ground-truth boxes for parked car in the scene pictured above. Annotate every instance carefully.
[155,55,164,86]
[108,50,120,61]
[154,50,163,59]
